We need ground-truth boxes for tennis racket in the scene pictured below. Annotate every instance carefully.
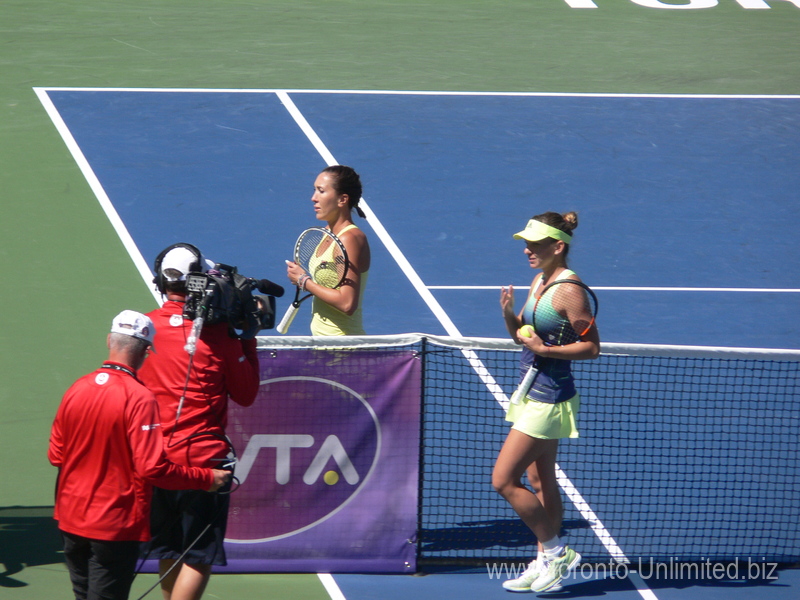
[509,279,598,404]
[276,227,349,334]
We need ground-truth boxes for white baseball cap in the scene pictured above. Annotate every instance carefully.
[110,310,156,348]
[160,246,215,282]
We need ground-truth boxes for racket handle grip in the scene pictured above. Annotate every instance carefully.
[510,365,537,405]
[277,304,298,334]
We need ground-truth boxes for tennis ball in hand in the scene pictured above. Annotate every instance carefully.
[518,325,534,338]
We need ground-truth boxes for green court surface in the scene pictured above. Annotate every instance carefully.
[4,566,327,600]
[2,1,799,598]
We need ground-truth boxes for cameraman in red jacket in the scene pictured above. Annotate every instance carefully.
[138,244,260,600]
[49,310,230,600]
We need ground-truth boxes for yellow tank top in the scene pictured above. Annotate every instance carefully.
[310,224,368,336]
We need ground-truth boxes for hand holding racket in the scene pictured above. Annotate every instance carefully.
[277,227,349,334]
[509,279,598,404]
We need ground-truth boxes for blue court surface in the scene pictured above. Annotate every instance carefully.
[38,89,800,348]
[35,89,800,600]
[332,567,800,600]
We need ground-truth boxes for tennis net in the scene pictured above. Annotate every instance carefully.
[256,334,800,566]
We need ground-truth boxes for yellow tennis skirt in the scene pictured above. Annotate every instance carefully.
[505,393,580,440]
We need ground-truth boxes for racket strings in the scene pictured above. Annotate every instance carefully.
[278,227,350,334]
[313,258,345,288]
[295,231,327,266]
[296,230,347,288]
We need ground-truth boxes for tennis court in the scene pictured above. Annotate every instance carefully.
[2,2,800,599]
[34,88,800,346]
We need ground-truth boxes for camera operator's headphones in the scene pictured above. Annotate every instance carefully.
[153,242,205,294]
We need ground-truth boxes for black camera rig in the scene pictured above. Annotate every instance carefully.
[183,263,283,341]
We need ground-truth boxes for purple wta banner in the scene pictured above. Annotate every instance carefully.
[222,346,421,573]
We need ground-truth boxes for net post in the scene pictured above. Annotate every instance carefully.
[414,335,428,572]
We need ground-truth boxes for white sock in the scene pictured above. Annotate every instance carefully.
[541,536,565,560]
[530,550,544,569]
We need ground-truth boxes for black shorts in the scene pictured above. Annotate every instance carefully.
[61,530,140,600]
[144,487,229,566]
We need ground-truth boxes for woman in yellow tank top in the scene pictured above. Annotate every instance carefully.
[285,165,371,335]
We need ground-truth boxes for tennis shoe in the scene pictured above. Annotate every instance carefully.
[502,557,542,592]
[502,557,562,593]
[531,546,580,593]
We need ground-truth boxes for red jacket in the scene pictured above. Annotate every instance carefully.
[138,301,259,468]
[48,362,214,542]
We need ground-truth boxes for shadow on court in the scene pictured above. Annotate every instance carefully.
[419,517,590,552]
[0,506,62,588]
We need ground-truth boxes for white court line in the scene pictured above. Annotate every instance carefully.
[37,86,800,100]
[318,573,347,600]
[33,88,162,305]
[628,572,661,600]
[279,91,654,600]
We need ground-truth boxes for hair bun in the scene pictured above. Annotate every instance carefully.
[562,211,578,232]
